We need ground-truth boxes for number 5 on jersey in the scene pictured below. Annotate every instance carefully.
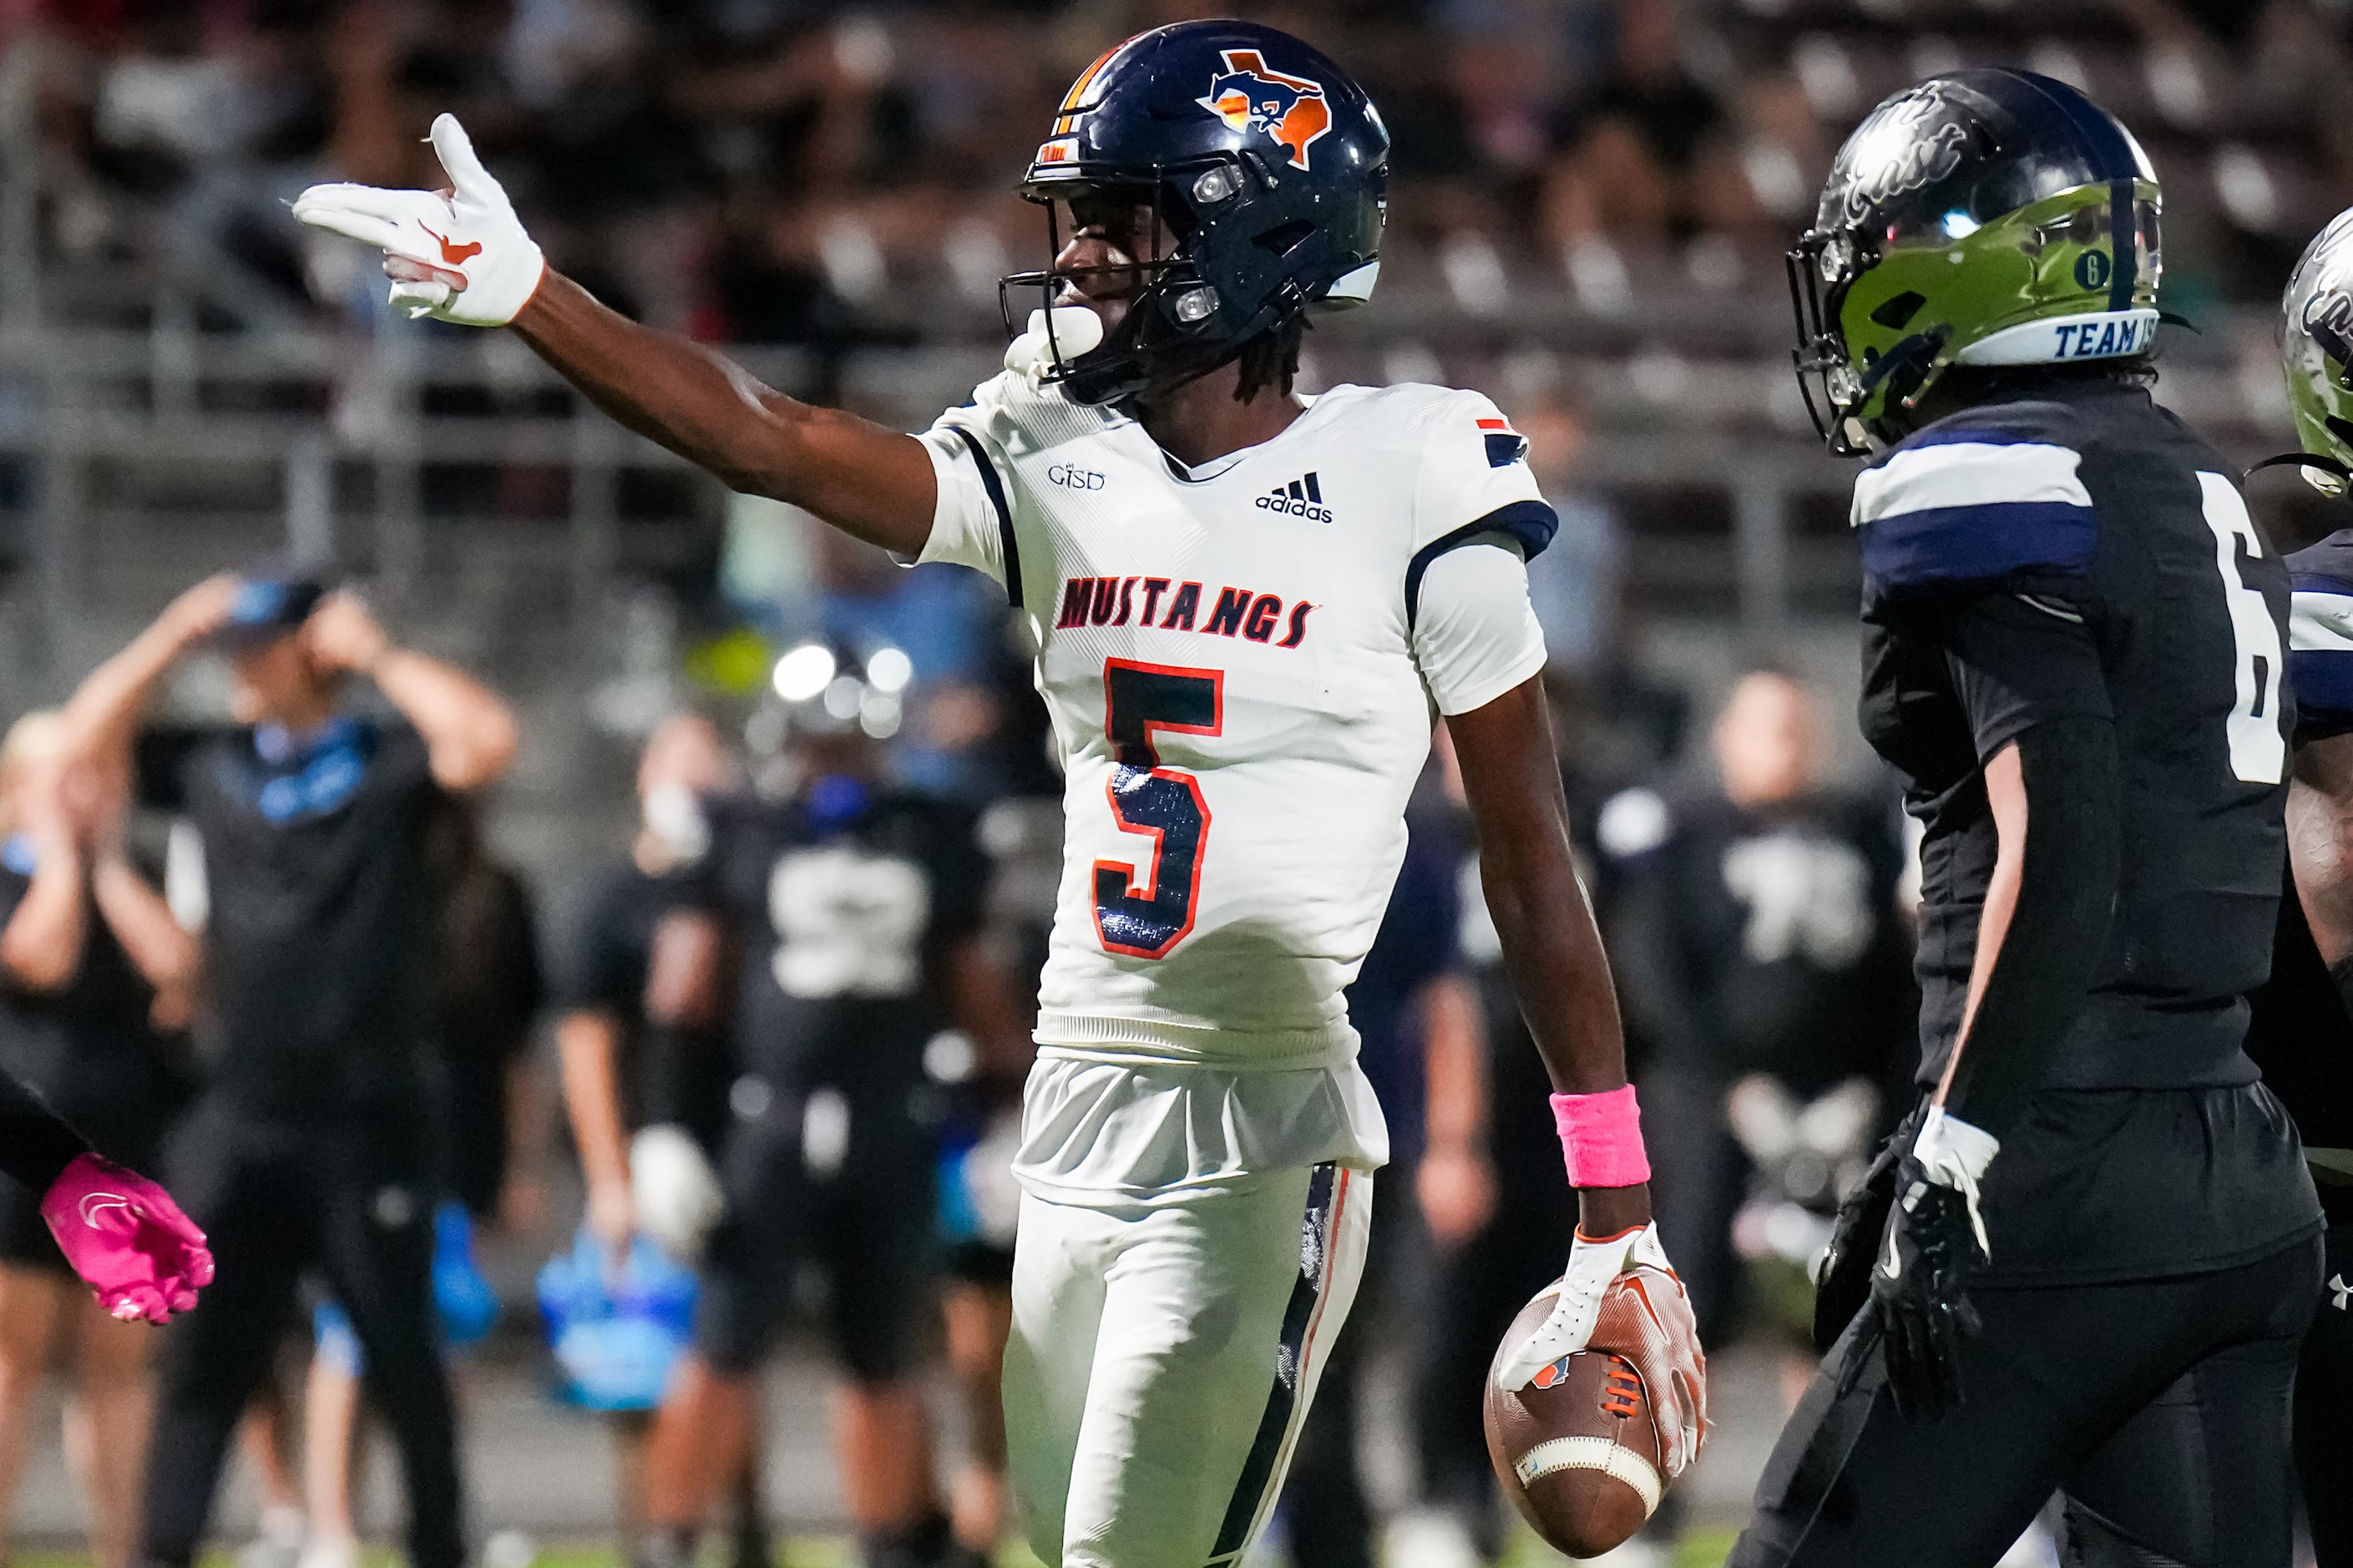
[1095,660,1223,959]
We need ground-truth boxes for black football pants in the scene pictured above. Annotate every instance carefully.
[139,1103,463,1568]
[2297,1216,2353,1567]
[1731,1234,2320,1568]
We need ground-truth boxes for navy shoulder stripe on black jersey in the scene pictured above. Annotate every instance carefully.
[2290,555,2353,741]
[1854,431,2096,591]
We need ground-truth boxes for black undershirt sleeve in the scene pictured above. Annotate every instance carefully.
[1933,592,2123,1144]
[0,1070,93,1192]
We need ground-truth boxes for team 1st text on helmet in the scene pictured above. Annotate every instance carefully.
[999,20,1389,408]
[1789,68,2163,457]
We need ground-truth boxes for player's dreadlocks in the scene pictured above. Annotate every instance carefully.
[1235,316,1308,403]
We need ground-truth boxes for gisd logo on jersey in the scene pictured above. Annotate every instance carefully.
[1198,50,1332,171]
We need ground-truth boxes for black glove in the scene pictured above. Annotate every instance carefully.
[1812,1139,1896,1353]
[1810,1106,1919,1353]
[1840,1152,1987,1423]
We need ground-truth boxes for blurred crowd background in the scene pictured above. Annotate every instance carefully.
[0,0,2347,1564]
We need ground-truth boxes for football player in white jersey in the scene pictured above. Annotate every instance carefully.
[295,21,1703,1567]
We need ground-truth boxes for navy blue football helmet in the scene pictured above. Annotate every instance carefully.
[1000,21,1389,407]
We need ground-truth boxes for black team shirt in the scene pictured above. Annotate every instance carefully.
[703,777,986,1092]
[1853,380,2317,1282]
[563,857,727,1145]
[1606,788,1915,1100]
[0,843,184,1163]
[140,717,446,1121]
[0,846,123,1188]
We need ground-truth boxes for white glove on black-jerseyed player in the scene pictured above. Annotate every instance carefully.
[629,1124,723,1262]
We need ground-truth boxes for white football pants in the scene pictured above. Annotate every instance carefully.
[1003,1162,1373,1568]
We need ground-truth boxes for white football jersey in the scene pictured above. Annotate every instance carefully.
[917,371,1552,1075]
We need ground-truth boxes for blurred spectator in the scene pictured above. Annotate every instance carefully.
[0,714,195,1568]
[1410,822,1580,1565]
[13,0,2353,332]
[934,783,1057,1566]
[1542,0,1726,258]
[426,794,546,1229]
[1515,389,1623,677]
[1598,668,1914,1349]
[58,571,517,1568]
[1283,780,1487,1568]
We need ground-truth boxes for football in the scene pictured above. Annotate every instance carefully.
[1483,1283,1667,1560]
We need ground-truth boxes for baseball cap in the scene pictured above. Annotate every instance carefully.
[207,570,326,650]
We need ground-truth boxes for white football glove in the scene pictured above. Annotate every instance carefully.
[1494,1221,1707,1475]
[292,114,544,326]
[1004,306,1102,387]
[628,1124,723,1262]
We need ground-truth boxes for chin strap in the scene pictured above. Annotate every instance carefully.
[2247,451,2353,487]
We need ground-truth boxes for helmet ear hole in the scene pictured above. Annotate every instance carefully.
[1870,291,1926,331]
[2325,415,2353,451]
[1252,220,1316,257]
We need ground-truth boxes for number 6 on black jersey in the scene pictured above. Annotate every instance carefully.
[1095,660,1222,959]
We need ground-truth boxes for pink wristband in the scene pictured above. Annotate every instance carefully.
[1552,1085,1652,1189]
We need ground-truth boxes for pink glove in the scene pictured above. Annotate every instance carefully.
[40,1153,214,1324]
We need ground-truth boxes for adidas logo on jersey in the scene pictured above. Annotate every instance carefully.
[1257,473,1332,524]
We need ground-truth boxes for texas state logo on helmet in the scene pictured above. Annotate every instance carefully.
[1198,50,1333,170]
[1000,20,1388,407]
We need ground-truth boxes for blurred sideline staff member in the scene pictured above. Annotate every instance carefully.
[1282,777,1489,1568]
[554,714,767,1567]
[1602,669,1914,1344]
[0,715,199,1568]
[61,571,517,1568]
[299,792,546,1568]
[635,643,1026,1568]
[1414,838,1578,1564]
[426,794,548,1230]
[934,790,1059,1567]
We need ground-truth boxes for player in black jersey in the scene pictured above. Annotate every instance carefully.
[558,716,741,1264]
[2243,209,2353,1567]
[553,714,768,1568]
[1739,71,2323,1568]
[635,644,1026,1568]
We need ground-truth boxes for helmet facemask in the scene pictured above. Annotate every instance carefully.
[1787,227,1879,457]
[1001,163,1263,407]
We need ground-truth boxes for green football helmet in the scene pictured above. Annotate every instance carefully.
[1789,69,2163,456]
[2279,208,2353,497]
